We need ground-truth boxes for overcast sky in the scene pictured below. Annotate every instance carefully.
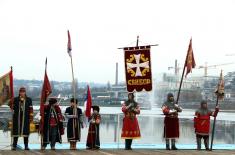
[0,0,235,83]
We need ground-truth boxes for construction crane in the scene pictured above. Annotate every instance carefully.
[168,60,235,77]
[168,60,180,75]
[198,62,235,77]
[225,53,235,56]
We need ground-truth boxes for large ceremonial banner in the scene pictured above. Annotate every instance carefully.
[124,45,152,92]
[0,70,13,106]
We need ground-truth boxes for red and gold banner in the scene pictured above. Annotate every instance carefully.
[124,45,152,92]
[185,38,196,77]
[0,70,14,106]
[40,58,52,134]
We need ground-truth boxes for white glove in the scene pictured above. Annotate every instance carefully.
[169,109,176,114]
[127,103,134,109]
[174,104,179,108]
[66,115,77,118]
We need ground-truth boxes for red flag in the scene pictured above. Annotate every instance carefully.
[0,68,14,109]
[67,30,72,57]
[40,58,52,133]
[85,85,92,118]
[185,38,196,77]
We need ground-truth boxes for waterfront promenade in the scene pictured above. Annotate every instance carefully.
[0,149,235,155]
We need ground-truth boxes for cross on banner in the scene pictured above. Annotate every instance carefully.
[126,54,150,77]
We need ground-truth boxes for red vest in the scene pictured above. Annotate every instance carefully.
[194,114,210,134]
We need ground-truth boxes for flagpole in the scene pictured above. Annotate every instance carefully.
[70,56,76,99]
[210,95,219,151]
[40,58,47,149]
[67,30,78,132]
[175,52,188,105]
[136,35,139,47]
[10,66,13,150]
[134,36,139,99]
[210,70,222,150]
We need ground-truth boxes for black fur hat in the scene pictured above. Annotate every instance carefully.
[92,105,100,112]
[49,98,57,105]
[201,100,207,105]
[70,98,78,104]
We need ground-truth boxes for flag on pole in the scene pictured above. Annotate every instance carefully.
[185,38,196,77]
[67,30,72,57]
[215,70,225,100]
[84,85,92,118]
[0,68,14,108]
[40,58,52,133]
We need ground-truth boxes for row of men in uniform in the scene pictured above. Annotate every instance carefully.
[11,87,101,150]
[121,93,219,150]
[11,87,219,151]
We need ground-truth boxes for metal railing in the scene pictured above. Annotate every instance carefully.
[0,112,235,150]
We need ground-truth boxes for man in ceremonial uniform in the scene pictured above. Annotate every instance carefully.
[162,93,182,150]
[12,87,33,150]
[65,98,83,150]
[42,98,64,150]
[121,93,141,150]
[194,100,219,150]
[86,105,101,149]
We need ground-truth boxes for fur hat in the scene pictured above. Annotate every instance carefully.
[92,105,100,112]
[49,98,57,105]
[19,87,26,92]
[201,100,207,105]
[70,98,78,104]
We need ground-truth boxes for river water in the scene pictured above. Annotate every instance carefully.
[0,107,234,149]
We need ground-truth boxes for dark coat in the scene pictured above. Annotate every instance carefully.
[42,104,64,144]
[12,96,33,137]
[65,106,83,141]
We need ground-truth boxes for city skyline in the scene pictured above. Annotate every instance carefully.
[1,0,235,83]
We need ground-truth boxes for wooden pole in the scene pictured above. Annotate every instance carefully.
[40,58,47,149]
[210,95,219,150]
[210,70,222,150]
[70,56,76,99]
[175,51,188,105]
[69,53,78,137]
[136,35,139,47]
[134,36,139,97]
[10,66,13,149]
[117,44,158,49]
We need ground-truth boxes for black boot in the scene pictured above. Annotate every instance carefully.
[204,136,209,150]
[171,139,178,150]
[125,139,129,150]
[196,136,201,150]
[12,137,18,150]
[129,139,133,150]
[125,139,132,150]
[166,139,170,150]
[24,137,30,150]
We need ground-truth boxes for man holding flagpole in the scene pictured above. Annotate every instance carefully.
[40,58,52,150]
[162,93,182,150]
[67,30,76,99]
[194,100,219,150]
[210,70,224,150]
[162,38,195,150]
[65,98,83,150]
